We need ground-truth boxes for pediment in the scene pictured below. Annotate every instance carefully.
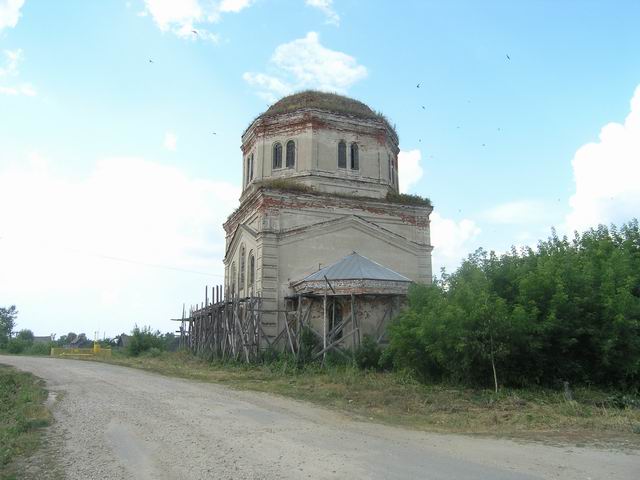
[225,223,258,261]
[278,214,425,255]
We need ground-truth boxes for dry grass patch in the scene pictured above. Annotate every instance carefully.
[96,352,640,447]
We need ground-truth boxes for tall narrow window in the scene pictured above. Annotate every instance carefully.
[273,143,282,169]
[338,140,346,168]
[230,262,236,295]
[394,156,398,186]
[388,154,392,184]
[350,143,359,170]
[239,245,246,291]
[286,140,295,168]
[248,154,254,181]
[248,252,255,288]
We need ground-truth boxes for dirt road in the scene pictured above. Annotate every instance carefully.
[2,355,638,480]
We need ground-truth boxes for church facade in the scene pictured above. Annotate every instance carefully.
[222,91,433,343]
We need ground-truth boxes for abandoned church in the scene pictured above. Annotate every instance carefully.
[179,91,434,361]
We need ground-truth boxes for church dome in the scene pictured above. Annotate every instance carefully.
[261,90,384,122]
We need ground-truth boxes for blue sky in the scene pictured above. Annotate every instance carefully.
[1,0,639,338]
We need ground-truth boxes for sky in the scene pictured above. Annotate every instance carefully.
[1,0,639,338]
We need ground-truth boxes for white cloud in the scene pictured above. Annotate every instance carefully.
[430,212,481,274]
[242,72,292,102]
[219,0,253,13]
[0,48,22,76]
[0,0,25,32]
[566,85,640,233]
[0,155,240,336]
[141,0,254,42]
[244,31,367,101]
[163,131,177,150]
[0,49,36,96]
[483,200,547,225]
[305,0,339,26]
[398,149,423,194]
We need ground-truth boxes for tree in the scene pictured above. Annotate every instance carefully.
[0,305,18,347]
[16,329,34,342]
[385,219,640,389]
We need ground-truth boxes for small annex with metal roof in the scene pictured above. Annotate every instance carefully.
[291,252,412,296]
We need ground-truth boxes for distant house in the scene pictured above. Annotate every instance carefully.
[115,334,131,348]
[32,335,54,344]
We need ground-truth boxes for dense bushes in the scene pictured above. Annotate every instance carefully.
[127,326,166,356]
[386,220,640,390]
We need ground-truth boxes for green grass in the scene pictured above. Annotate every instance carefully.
[0,365,52,479]
[97,351,640,446]
[253,179,432,209]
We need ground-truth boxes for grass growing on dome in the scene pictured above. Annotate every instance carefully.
[247,90,398,138]
[265,90,379,119]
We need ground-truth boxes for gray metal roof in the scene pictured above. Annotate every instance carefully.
[300,252,411,283]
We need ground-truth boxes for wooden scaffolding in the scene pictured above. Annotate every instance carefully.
[174,285,263,362]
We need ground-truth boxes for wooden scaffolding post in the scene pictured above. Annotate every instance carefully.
[323,290,327,364]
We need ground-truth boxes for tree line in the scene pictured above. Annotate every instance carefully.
[384,220,640,391]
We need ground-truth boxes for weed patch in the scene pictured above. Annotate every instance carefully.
[0,364,52,479]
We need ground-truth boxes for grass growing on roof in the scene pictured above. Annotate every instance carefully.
[248,90,398,138]
[386,191,432,207]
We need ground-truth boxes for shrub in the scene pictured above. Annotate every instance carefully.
[6,339,30,354]
[24,343,53,356]
[386,220,640,390]
[298,327,320,364]
[354,335,383,370]
[127,326,165,357]
[142,347,163,358]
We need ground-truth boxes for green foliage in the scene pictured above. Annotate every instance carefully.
[15,329,34,342]
[257,178,315,194]
[258,90,397,137]
[298,326,320,364]
[386,191,432,207]
[386,220,640,390]
[0,305,18,348]
[23,343,53,356]
[6,339,30,354]
[0,365,51,473]
[127,326,167,357]
[354,335,384,370]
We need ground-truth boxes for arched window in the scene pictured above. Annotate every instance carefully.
[338,140,347,168]
[239,245,246,291]
[350,143,359,170]
[230,262,236,296]
[248,251,255,288]
[273,143,282,169]
[286,141,295,168]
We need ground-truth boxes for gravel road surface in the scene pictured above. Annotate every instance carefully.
[2,355,638,480]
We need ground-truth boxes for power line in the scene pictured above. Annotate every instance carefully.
[0,234,224,278]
